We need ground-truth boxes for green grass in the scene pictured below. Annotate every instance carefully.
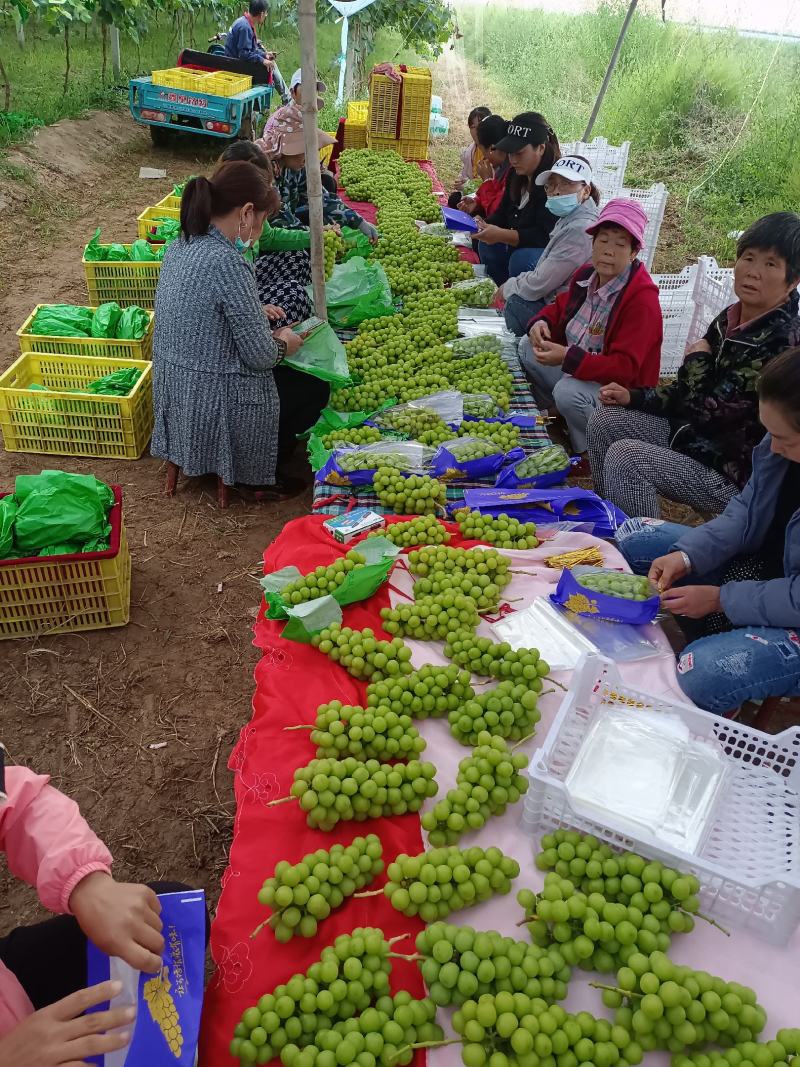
[457,1,800,262]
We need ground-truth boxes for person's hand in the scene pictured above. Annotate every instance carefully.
[476,158,493,181]
[599,382,631,407]
[457,197,477,215]
[648,550,691,592]
[0,980,134,1067]
[454,177,466,192]
[69,873,163,975]
[535,341,567,366]
[263,304,286,322]
[274,326,302,356]
[357,220,379,241]
[685,338,712,356]
[529,320,551,350]
[661,585,721,619]
[262,57,274,68]
[473,223,504,245]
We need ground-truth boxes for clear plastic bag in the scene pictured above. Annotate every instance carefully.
[448,334,503,357]
[450,278,497,308]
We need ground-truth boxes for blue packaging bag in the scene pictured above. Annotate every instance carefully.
[495,446,574,489]
[87,889,206,1067]
[551,566,660,624]
[315,441,434,487]
[461,486,627,539]
[431,439,524,482]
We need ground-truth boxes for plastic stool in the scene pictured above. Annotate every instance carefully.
[165,462,229,509]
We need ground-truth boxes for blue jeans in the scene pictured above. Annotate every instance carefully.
[616,518,800,714]
[479,244,543,287]
[504,294,545,336]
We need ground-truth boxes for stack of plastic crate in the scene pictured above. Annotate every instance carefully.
[560,136,631,198]
[343,100,369,151]
[367,67,431,160]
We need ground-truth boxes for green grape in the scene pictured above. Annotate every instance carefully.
[337,450,412,473]
[444,631,547,682]
[368,515,451,548]
[407,545,513,611]
[323,230,345,281]
[441,437,501,463]
[278,551,366,607]
[449,335,503,358]
[311,625,414,682]
[382,845,520,920]
[380,591,480,641]
[576,569,655,602]
[421,732,528,845]
[448,677,543,747]
[453,508,540,550]
[514,444,571,477]
[451,278,498,308]
[462,394,501,419]
[373,467,447,515]
[308,700,427,760]
[287,756,438,830]
[321,425,383,450]
[255,835,383,942]
[457,421,520,452]
[366,663,475,720]
[375,408,451,440]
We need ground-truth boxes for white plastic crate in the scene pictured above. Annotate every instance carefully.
[652,263,698,376]
[599,183,668,271]
[560,136,630,198]
[688,254,735,346]
[522,654,800,944]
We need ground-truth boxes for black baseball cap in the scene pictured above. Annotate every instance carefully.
[495,112,554,153]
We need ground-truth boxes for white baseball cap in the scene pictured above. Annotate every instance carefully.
[290,68,327,111]
[535,155,593,187]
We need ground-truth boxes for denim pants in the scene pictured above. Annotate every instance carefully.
[479,244,543,287]
[504,293,545,336]
[615,517,800,714]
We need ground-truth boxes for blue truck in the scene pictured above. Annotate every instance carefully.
[129,50,273,146]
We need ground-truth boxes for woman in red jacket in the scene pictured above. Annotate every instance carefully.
[520,198,663,461]
[457,114,510,219]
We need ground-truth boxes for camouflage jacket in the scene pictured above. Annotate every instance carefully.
[629,292,800,486]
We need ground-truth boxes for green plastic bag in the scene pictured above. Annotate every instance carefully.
[152,217,180,243]
[285,322,351,387]
[13,471,114,557]
[131,240,159,261]
[86,368,142,396]
[84,229,131,262]
[0,496,16,559]
[323,258,393,328]
[341,225,373,262]
[29,305,94,338]
[91,302,123,338]
[117,306,150,340]
[305,401,394,440]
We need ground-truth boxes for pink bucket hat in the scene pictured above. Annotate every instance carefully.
[258,103,335,159]
[586,198,648,247]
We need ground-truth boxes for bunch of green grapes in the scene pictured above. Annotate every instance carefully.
[380,591,479,641]
[458,420,520,451]
[311,624,414,681]
[380,845,520,921]
[338,449,409,473]
[307,700,426,760]
[370,515,451,548]
[514,444,571,477]
[278,993,444,1067]
[450,335,503,358]
[279,551,365,606]
[366,663,474,720]
[602,951,766,1052]
[535,831,703,936]
[284,756,438,830]
[323,230,345,280]
[331,382,398,414]
[376,408,450,439]
[230,927,399,1065]
[441,438,501,464]
[674,1032,800,1067]
[518,873,679,975]
[450,993,638,1067]
[453,508,540,549]
[415,921,571,1009]
[444,260,477,283]
[408,545,512,611]
[449,678,543,747]
[395,376,454,404]
[463,394,501,419]
[577,570,655,602]
[321,425,382,450]
[444,632,548,682]
[421,733,528,845]
[373,468,446,515]
[255,835,383,942]
[451,279,498,308]
[419,424,457,448]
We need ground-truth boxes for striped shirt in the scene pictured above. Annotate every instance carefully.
[565,265,632,354]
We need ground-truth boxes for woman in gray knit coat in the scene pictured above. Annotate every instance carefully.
[153,160,320,499]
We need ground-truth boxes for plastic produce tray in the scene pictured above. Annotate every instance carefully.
[17,305,154,361]
[522,654,800,943]
[0,485,131,640]
[83,250,161,310]
[0,353,153,460]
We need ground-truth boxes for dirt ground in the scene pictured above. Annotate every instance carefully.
[0,113,314,930]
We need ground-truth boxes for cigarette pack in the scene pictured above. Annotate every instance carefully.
[323,509,385,544]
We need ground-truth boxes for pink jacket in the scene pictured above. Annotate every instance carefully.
[0,767,112,1037]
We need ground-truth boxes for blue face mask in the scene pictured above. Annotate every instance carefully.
[235,236,252,252]
[547,193,581,218]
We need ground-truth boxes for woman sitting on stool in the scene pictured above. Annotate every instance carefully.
[616,347,800,716]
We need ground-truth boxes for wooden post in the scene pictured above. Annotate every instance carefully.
[582,0,638,140]
[299,0,327,321]
[111,24,121,82]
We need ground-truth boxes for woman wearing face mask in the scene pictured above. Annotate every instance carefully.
[520,199,662,462]
[500,155,600,336]
[152,160,322,502]
[614,347,800,716]
[472,111,560,287]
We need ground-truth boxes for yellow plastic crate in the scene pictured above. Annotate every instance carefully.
[202,70,252,96]
[320,135,336,167]
[0,353,153,460]
[83,251,161,311]
[343,120,368,151]
[347,100,369,123]
[398,68,432,146]
[0,485,131,640]
[151,67,199,91]
[367,131,429,161]
[18,305,154,361]
[157,193,182,211]
[137,205,181,241]
[368,72,401,137]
